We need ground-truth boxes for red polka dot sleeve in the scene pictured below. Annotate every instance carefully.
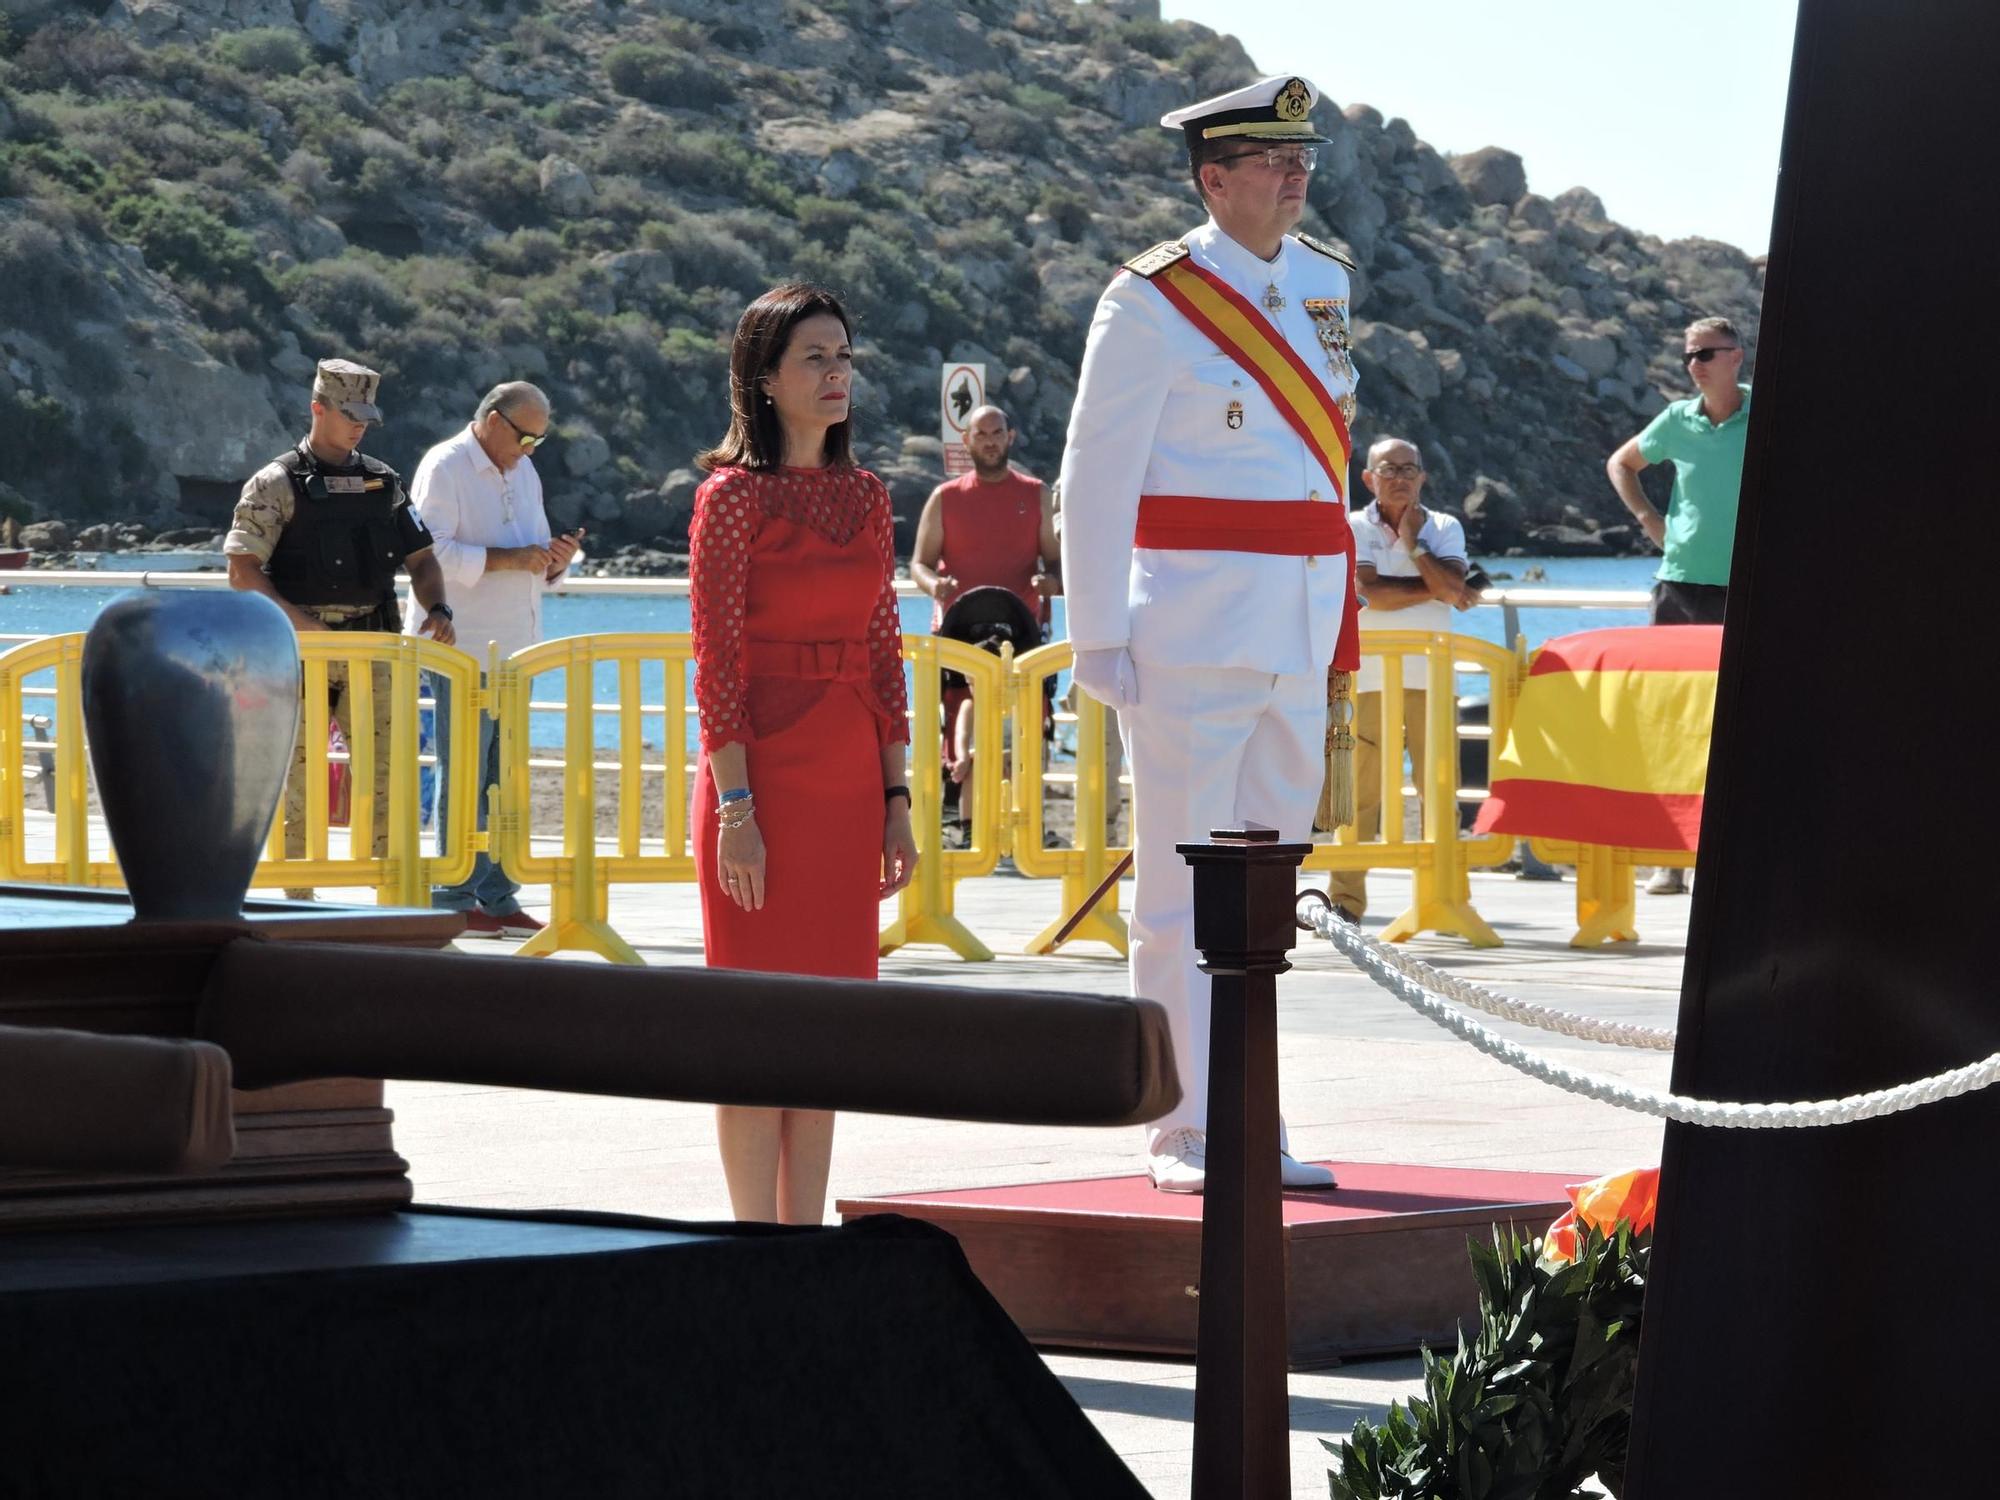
[690,471,756,751]
[865,475,911,747]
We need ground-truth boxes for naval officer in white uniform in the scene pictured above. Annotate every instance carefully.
[1058,75,1361,1193]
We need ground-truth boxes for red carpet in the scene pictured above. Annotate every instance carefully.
[853,1161,1588,1227]
[839,1162,1594,1364]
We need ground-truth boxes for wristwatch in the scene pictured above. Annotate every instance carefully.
[428,602,454,621]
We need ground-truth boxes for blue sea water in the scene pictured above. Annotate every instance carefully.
[1,553,1662,752]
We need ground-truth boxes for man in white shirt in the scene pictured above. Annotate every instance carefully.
[411,381,582,937]
[1325,437,1475,920]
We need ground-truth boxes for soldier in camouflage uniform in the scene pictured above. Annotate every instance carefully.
[225,360,456,899]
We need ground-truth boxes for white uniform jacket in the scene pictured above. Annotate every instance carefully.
[1057,219,1360,676]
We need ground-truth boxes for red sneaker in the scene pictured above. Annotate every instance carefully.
[459,911,508,939]
[496,910,545,938]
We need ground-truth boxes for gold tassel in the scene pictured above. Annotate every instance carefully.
[1321,669,1356,831]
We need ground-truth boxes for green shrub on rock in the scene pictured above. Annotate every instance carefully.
[279,257,414,341]
[604,44,736,111]
[103,194,265,294]
[212,27,311,78]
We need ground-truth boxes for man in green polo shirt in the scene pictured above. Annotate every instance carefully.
[1606,315,1749,894]
[1607,316,1750,625]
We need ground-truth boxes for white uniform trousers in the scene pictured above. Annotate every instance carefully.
[1119,662,1327,1146]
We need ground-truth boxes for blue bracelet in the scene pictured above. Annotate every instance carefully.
[718,787,752,804]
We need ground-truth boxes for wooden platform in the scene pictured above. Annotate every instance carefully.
[839,1161,1584,1368]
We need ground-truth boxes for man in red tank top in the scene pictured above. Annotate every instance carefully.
[911,406,1062,841]
[910,405,1060,627]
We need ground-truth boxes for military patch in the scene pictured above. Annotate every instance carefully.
[323,475,367,493]
[1122,240,1191,279]
[1225,399,1244,431]
[1295,232,1356,270]
[1276,78,1312,123]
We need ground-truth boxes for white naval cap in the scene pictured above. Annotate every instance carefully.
[1159,74,1332,146]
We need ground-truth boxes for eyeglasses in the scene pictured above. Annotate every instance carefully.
[496,409,550,450]
[1218,146,1318,173]
[1684,346,1738,364]
[1370,462,1424,479]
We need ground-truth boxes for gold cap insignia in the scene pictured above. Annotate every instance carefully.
[1276,78,1311,123]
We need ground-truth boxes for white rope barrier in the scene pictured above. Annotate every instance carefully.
[1304,898,2000,1128]
[1342,918,1677,1051]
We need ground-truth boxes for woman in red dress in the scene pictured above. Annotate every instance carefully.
[689,283,919,1224]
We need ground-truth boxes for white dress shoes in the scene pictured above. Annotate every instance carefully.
[1280,1151,1337,1189]
[1146,1129,1340,1193]
[1148,1125,1208,1193]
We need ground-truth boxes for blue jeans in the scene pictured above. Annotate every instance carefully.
[430,673,522,916]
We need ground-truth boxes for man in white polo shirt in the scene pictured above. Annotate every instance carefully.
[1324,436,1474,920]
[411,381,582,937]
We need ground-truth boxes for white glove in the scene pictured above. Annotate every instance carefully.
[1070,647,1139,710]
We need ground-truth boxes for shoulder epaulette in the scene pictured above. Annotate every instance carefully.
[1122,240,1191,279]
[1295,232,1356,271]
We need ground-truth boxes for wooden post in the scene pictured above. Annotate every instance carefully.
[1180,824,1307,1500]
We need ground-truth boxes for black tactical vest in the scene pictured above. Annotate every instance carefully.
[266,443,406,610]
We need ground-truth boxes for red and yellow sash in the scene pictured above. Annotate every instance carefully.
[1149,257,1354,502]
[1136,253,1362,670]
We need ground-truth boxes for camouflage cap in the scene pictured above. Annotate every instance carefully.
[312,359,382,422]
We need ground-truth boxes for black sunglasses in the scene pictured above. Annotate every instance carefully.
[1684,346,1738,364]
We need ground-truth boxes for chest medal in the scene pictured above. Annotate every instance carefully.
[1303,298,1353,382]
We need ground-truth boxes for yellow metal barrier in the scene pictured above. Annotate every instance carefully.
[491,633,692,964]
[878,633,1006,961]
[1302,631,1526,948]
[490,631,1009,965]
[267,633,480,904]
[1526,838,1697,948]
[2,623,1547,958]
[0,631,479,902]
[0,634,98,888]
[1010,641,1130,957]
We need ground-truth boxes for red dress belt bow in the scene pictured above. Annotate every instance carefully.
[744,639,869,680]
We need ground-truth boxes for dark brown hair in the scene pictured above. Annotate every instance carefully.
[1188,135,1226,203]
[696,283,855,472]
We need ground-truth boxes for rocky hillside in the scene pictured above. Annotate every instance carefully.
[0,0,1763,559]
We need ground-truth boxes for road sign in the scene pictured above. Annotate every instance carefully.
[940,363,986,477]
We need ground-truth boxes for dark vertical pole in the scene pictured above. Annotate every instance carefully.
[1181,825,1307,1500]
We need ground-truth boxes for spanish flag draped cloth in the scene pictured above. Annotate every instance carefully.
[1473,626,1722,851]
